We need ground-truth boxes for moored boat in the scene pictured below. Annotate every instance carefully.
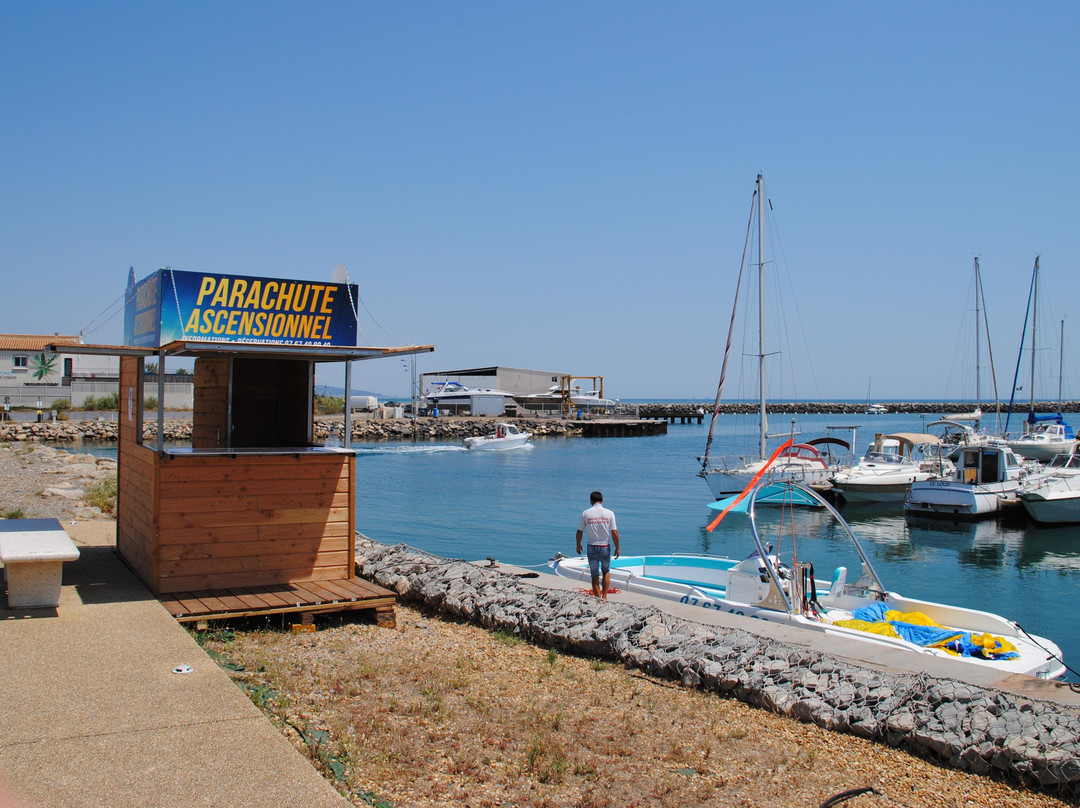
[904,443,1032,519]
[1019,451,1080,524]
[830,432,949,503]
[550,480,1064,679]
[697,174,834,498]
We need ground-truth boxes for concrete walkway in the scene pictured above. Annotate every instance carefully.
[0,522,350,808]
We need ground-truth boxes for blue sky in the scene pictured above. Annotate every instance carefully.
[3,2,1078,401]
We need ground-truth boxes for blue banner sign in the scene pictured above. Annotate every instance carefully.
[124,268,359,348]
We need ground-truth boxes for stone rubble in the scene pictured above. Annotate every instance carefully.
[0,416,582,444]
[354,536,1080,797]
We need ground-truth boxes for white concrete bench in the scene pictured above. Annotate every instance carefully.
[0,518,80,608]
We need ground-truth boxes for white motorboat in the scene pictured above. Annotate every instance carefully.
[550,480,1064,679]
[698,174,833,498]
[830,433,949,503]
[463,421,531,451]
[571,389,615,412]
[426,381,513,416]
[1019,452,1080,524]
[515,383,615,413]
[904,443,1032,519]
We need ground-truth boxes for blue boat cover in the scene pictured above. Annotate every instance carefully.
[707,482,820,513]
[845,603,1018,660]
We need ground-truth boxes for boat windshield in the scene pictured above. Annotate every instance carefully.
[863,451,905,465]
[1048,453,1080,469]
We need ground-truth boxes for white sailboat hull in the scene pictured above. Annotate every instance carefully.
[702,459,831,499]
[1006,437,1077,463]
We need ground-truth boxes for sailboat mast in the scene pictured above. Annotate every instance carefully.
[1030,255,1039,414]
[1059,318,1065,409]
[974,257,982,430]
[756,173,767,460]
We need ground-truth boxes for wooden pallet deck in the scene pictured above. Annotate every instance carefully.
[159,577,397,628]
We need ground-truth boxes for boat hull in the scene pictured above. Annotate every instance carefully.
[832,480,917,503]
[1006,438,1078,463]
[463,434,531,451]
[1021,474,1080,524]
[702,462,832,499]
[904,479,1018,519]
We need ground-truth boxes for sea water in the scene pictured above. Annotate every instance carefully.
[352,412,1080,683]
[74,411,1080,682]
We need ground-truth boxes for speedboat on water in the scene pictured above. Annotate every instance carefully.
[1019,451,1080,524]
[550,480,1064,679]
[830,433,951,503]
[904,443,1036,520]
[463,421,531,451]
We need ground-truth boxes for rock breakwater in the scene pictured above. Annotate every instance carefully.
[0,417,582,444]
[638,402,1080,417]
[354,537,1080,796]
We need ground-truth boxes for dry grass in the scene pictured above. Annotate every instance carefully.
[195,605,1076,808]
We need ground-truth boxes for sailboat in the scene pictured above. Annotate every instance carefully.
[697,174,832,499]
[1004,257,1077,462]
[906,258,1028,519]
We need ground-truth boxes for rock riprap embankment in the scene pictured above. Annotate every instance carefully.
[0,417,581,444]
[354,537,1080,796]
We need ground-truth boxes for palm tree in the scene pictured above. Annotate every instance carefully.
[30,352,57,381]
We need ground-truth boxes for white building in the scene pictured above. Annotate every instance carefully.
[0,334,193,411]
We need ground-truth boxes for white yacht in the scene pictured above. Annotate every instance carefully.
[830,433,949,503]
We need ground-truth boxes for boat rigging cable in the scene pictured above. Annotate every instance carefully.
[973,257,1004,434]
[699,187,756,469]
[1004,256,1039,435]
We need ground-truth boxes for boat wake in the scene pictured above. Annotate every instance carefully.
[352,445,466,456]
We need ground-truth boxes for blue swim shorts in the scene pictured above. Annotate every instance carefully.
[586,543,612,578]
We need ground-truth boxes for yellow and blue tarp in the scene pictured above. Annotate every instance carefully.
[834,602,1018,660]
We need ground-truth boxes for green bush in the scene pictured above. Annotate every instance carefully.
[83,477,117,515]
[144,397,158,410]
[314,394,344,414]
[93,393,119,411]
[51,398,71,411]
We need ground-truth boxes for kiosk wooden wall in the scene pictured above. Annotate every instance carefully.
[116,355,357,596]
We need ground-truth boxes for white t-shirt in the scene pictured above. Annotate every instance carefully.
[578,503,617,546]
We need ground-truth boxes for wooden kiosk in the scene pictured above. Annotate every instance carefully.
[65,268,432,625]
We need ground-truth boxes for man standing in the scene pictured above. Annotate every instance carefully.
[575,490,620,599]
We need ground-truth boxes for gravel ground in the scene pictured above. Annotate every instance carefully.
[198,607,1077,808]
[0,443,116,521]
